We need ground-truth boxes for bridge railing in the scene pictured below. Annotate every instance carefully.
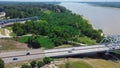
[100,35,120,51]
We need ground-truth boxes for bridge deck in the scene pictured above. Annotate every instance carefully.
[0,44,119,63]
[44,45,110,57]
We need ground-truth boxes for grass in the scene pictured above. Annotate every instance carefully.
[17,36,54,49]
[17,36,30,43]
[38,36,54,49]
[5,58,120,68]
[3,26,12,30]
[59,61,93,68]
[84,59,120,68]
[57,58,120,68]
[113,50,120,55]
[9,32,16,36]
[5,58,43,68]
[0,29,6,35]
[0,26,13,36]
[77,37,96,45]
[43,10,52,14]
[113,50,120,54]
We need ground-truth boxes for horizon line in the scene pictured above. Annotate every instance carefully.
[0,1,120,2]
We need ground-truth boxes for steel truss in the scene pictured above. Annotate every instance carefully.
[101,35,120,61]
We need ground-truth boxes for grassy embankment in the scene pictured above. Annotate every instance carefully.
[114,50,120,54]
[0,39,28,51]
[76,37,96,45]
[4,58,120,68]
[17,36,54,49]
[17,35,97,49]
[58,58,120,68]
[59,61,93,68]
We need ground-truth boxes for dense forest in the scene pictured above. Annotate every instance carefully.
[83,2,120,8]
[0,2,103,48]
[0,2,63,18]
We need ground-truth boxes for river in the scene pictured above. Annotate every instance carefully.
[60,2,120,35]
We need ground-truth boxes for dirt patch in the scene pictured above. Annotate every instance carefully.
[0,39,28,51]
[0,28,12,36]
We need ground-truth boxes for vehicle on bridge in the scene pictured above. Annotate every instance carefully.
[26,52,30,55]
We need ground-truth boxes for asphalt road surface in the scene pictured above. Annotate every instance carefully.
[0,45,117,63]
[0,49,45,63]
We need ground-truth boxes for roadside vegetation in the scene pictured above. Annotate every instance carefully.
[4,58,120,68]
[0,58,4,68]
[114,50,120,54]
[21,57,53,68]
[17,35,54,49]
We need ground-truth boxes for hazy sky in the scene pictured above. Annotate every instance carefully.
[0,0,120,2]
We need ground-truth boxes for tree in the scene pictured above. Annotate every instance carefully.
[43,57,53,64]
[28,35,40,48]
[12,23,26,36]
[0,59,4,68]
[10,3,103,46]
[37,61,45,68]
[21,64,32,68]
[30,60,36,68]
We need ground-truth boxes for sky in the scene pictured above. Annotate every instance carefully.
[0,0,120,2]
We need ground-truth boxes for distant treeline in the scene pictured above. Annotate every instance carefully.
[82,2,120,8]
[0,1,61,12]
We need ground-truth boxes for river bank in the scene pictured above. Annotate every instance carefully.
[60,2,120,35]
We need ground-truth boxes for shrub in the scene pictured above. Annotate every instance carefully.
[28,35,41,48]
[30,60,36,67]
[21,64,32,68]
[37,61,45,68]
[0,59,4,68]
[43,57,53,64]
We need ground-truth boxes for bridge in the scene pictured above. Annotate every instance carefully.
[45,35,120,57]
[0,35,120,63]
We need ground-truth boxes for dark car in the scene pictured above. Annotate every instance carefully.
[68,50,72,53]
[26,52,30,55]
[13,57,18,60]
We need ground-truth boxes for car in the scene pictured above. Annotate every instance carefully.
[26,52,30,55]
[13,57,18,60]
[68,50,72,53]
[72,48,75,50]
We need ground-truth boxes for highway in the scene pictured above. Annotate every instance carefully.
[0,49,45,63]
[0,44,118,63]
[44,45,109,57]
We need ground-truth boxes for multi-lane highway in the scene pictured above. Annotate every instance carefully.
[44,45,109,57]
[0,45,116,63]
[0,49,45,63]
